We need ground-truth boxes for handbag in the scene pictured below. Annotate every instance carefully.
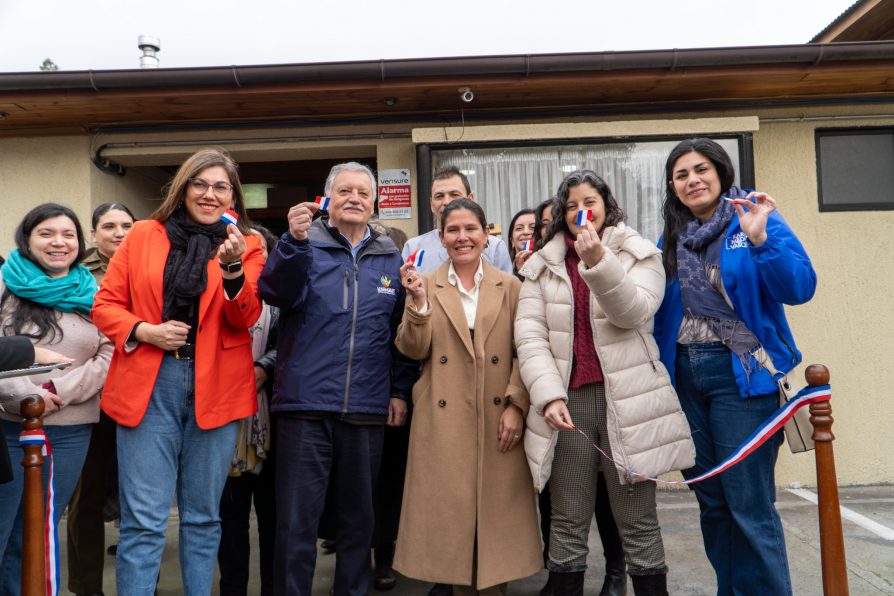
[777,366,815,454]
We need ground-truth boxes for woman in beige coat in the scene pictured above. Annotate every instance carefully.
[394,199,542,595]
[515,171,694,596]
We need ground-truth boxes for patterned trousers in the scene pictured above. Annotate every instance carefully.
[548,382,667,575]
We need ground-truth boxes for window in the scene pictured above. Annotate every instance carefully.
[816,128,894,212]
[427,136,748,243]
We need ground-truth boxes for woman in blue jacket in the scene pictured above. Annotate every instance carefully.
[654,138,816,596]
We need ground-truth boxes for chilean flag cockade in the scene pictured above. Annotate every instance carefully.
[19,430,59,596]
[573,384,833,485]
[315,196,331,211]
[220,209,239,226]
[575,209,594,227]
[406,249,425,269]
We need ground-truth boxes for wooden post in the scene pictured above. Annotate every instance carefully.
[20,396,46,596]
[806,364,849,596]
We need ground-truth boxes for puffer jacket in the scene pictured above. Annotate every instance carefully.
[515,222,694,489]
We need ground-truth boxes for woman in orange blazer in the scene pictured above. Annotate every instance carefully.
[92,148,264,596]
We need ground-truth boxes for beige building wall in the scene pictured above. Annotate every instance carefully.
[754,117,894,487]
[1,107,890,487]
[0,136,92,255]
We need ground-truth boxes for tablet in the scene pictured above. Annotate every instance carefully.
[0,362,72,380]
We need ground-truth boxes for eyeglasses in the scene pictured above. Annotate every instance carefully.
[188,178,234,196]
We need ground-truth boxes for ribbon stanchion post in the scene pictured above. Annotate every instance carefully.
[19,396,46,596]
[807,364,849,596]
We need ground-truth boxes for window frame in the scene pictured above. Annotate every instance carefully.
[815,126,894,212]
[416,133,754,234]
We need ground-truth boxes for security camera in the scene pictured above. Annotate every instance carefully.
[458,87,474,103]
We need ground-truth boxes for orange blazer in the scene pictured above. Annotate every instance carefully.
[92,220,264,429]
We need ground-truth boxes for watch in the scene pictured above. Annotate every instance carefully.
[219,259,243,273]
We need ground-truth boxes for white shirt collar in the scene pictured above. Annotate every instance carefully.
[447,258,485,292]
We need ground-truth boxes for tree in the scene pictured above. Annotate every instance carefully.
[39,58,58,72]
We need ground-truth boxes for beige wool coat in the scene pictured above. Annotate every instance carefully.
[393,260,542,590]
[515,223,695,490]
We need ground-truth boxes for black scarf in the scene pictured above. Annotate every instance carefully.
[162,207,228,322]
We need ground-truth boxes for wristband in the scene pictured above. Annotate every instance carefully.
[219,259,243,273]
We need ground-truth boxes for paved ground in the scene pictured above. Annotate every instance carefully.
[57,485,894,595]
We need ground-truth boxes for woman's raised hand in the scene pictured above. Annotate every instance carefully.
[573,220,605,268]
[730,192,776,247]
[400,262,427,311]
[514,249,533,272]
[544,398,575,431]
[218,224,246,264]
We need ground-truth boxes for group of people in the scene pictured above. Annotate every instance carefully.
[0,137,815,596]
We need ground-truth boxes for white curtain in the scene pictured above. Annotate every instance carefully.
[433,138,740,243]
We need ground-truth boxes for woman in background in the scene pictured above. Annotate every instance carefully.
[218,223,279,596]
[508,208,536,276]
[533,198,555,250]
[67,201,137,596]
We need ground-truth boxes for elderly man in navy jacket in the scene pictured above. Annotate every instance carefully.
[260,162,413,596]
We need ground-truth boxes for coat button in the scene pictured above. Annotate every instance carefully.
[491,355,499,364]
[438,400,446,407]
[493,397,502,405]
[439,356,448,364]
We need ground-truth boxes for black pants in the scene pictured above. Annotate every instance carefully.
[274,417,384,596]
[67,411,118,594]
[218,455,276,596]
[373,419,410,565]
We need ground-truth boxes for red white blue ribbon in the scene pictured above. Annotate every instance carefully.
[520,239,533,252]
[575,209,593,226]
[19,429,58,596]
[406,249,425,268]
[220,208,239,226]
[575,384,832,485]
[315,195,331,211]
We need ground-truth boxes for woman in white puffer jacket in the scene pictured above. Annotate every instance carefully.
[515,170,694,596]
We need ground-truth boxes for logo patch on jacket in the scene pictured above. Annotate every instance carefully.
[726,232,749,250]
[377,276,396,295]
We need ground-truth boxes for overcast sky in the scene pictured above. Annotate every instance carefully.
[0,0,854,72]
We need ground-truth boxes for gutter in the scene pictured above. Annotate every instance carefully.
[3,41,894,93]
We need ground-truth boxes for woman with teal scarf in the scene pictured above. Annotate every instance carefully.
[0,203,113,594]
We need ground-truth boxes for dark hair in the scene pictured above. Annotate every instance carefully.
[250,222,278,254]
[533,197,556,249]
[151,148,252,234]
[91,202,136,230]
[661,138,736,277]
[440,198,487,232]
[3,203,88,342]
[432,165,472,196]
[384,226,408,253]
[507,208,535,260]
[545,170,626,244]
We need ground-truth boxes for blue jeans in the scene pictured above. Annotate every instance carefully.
[0,421,91,596]
[675,342,791,596]
[116,356,238,596]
